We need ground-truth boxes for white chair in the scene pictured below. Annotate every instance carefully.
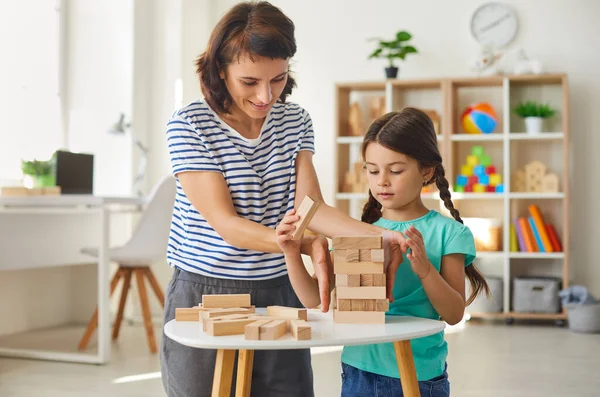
[77,175,176,354]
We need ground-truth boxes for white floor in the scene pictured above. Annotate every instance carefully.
[0,321,599,397]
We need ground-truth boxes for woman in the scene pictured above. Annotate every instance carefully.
[161,2,404,396]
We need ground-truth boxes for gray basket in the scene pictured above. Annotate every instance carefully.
[566,303,600,333]
[468,277,503,313]
[513,277,561,313]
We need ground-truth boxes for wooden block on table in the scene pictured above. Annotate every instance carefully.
[360,274,374,287]
[335,274,360,287]
[201,306,255,319]
[332,236,382,250]
[202,294,251,308]
[290,320,311,340]
[206,318,258,336]
[259,320,288,340]
[363,299,375,311]
[334,310,385,324]
[373,274,386,287]
[292,195,320,240]
[351,299,367,311]
[203,313,252,332]
[359,249,384,263]
[244,319,273,340]
[266,306,307,321]
[337,286,386,300]
[376,299,390,312]
[346,249,359,262]
[334,262,384,275]
[337,299,352,311]
[175,307,207,321]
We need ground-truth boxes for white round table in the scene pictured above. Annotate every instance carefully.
[164,308,445,397]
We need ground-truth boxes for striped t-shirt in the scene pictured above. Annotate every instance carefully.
[165,99,315,280]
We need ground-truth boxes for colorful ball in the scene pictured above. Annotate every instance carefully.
[461,102,498,134]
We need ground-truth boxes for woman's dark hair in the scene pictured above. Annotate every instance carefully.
[360,107,489,305]
[196,1,297,114]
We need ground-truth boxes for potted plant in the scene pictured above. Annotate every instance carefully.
[368,31,418,79]
[514,101,556,134]
[21,155,56,188]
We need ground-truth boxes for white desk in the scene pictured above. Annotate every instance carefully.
[0,195,145,364]
[165,309,445,397]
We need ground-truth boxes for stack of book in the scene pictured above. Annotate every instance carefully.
[512,205,562,252]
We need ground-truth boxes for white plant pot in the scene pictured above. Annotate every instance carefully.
[525,117,543,134]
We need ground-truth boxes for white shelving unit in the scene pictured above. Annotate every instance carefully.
[335,74,570,322]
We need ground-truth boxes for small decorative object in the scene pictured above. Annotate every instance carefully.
[370,97,386,121]
[21,155,56,188]
[512,160,559,193]
[461,102,498,134]
[419,109,441,134]
[514,101,556,134]
[470,3,518,49]
[344,162,368,193]
[470,46,503,76]
[454,146,503,193]
[368,31,418,79]
[348,102,364,136]
[512,49,543,75]
[463,217,502,252]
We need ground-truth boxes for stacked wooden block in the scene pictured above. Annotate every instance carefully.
[333,236,389,324]
[174,294,311,341]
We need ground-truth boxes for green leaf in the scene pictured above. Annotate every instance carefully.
[369,48,383,58]
[514,101,557,118]
[396,31,412,41]
[404,46,418,54]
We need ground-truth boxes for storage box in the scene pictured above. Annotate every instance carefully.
[513,277,561,313]
[467,276,503,313]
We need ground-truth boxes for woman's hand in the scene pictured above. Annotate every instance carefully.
[405,225,433,279]
[275,209,302,254]
[301,234,333,312]
[382,230,409,302]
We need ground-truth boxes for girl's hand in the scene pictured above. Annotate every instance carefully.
[383,230,409,302]
[405,225,433,279]
[275,209,302,254]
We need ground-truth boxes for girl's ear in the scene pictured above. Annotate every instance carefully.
[422,166,435,184]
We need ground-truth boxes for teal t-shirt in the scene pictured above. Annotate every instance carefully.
[341,210,476,381]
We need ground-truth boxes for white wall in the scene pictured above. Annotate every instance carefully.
[158,0,600,296]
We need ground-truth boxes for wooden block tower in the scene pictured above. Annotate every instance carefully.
[332,235,389,324]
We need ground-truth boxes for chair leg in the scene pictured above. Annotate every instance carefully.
[77,268,123,351]
[144,268,165,308]
[112,267,133,340]
[135,268,157,354]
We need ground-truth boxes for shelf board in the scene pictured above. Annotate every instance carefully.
[390,79,443,89]
[476,251,504,259]
[450,134,504,142]
[508,73,565,85]
[509,252,565,259]
[451,192,505,200]
[336,136,363,144]
[509,192,565,199]
[336,81,386,91]
[509,132,564,140]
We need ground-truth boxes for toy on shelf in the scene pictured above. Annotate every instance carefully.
[0,186,61,197]
[332,235,389,324]
[454,145,503,193]
[461,102,498,134]
[513,205,562,253]
[175,294,312,341]
[462,217,502,252]
[370,97,386,121]
[348,102,364,136]
[512,160,560,193]
[420,108,441,135]
[344,162,369,193]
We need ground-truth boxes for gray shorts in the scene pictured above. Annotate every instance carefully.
[160,268,314,397]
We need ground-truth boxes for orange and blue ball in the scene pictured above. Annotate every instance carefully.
[461,103,498,134]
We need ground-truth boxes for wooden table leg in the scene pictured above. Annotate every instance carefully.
[235,349,254,397]
[212,349,236,397]
[394,340,420,397]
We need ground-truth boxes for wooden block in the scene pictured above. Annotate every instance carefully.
[290,320,311,340]
[372,274,386,287]
[202,294,251,309]
[203,313,252,332]
[336,286,386,300]
[337,299,352,311]
[202,307,255,319]
[334,262,384,275]
[525,161,546,193]
[244,319,273,340]
[542,173,559,192]
[292,195,320,240]
[0,187,29,197]
[376,299,390,312]
[360,274,374,287]
[336,274,360,287]
[513,170,527,192]
[266,306,307,321]
[207,318,258,336]
[175,307,207,321]
[359,249,384,263]
[346,249,359,262]
[363,299,375,311]
[334,310,385,324]
[332,236,382,250]
[259,320,288,340]
[351,299,366,311]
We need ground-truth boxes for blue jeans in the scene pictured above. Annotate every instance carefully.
[341,362,450,397]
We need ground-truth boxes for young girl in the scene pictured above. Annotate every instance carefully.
[276,108,489,397]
